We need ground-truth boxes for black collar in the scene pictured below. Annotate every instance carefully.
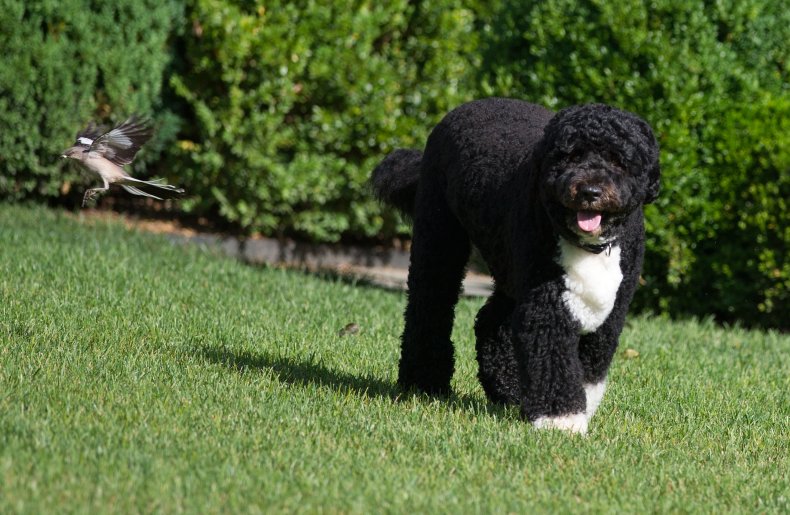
[578,240,614,255]
[557,225,616,255]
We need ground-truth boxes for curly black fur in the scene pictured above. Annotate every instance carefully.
[371,149,422,216]
[371,98,660,429]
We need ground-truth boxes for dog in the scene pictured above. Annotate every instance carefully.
[371,98,660,434]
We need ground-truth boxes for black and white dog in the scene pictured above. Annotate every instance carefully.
[371,98,660,434]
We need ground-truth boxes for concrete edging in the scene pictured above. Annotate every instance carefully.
[167,232,493,297]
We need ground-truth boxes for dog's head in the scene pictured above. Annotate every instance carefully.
[536,103,660,250]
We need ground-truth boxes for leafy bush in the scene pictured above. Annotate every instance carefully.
[480,0,789,328]
[0,0,183,201]
[168,0,481,241]
[688,94,788,327]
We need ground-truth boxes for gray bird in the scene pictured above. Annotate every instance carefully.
[61,116,185,206]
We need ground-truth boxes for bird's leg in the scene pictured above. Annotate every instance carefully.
[82,179,110,207]
[82,189,96,207]
[82,188,106,206]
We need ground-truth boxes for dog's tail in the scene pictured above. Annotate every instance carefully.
[370,149,422,217]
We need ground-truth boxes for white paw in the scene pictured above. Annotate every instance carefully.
[584,381,607,421]
[532,413,588,435]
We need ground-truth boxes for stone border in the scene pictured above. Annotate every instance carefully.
[166,232,493,297]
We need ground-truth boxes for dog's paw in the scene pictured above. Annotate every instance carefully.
[532,413,588,435]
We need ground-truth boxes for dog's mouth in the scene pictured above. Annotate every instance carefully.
[556,180,620,236]
[558,208,618,252]
[576,210,602,233]
[562,206,622,245]
[543,173,626,247]
[563,187,622,238]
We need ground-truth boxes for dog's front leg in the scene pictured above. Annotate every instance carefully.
[511,293,588,434]
[577,243,643,424]
[577,277,638,423]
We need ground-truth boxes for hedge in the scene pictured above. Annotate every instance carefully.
[480,0,789,328]
[690,94,788,326]
[166,0,482,241]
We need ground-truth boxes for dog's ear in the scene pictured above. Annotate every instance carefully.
[645,159,661,204]
[634,117,661,204]
[606,106,662,204]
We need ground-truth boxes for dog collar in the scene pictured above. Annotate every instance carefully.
[558,228,615,255]
[579,241,614,255]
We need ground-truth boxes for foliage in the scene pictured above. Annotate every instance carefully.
[168,0,480,241]
[480,0,789,328]
[689,94,789,326]
[0,0,184,202]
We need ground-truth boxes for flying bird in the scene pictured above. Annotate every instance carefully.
[61,116,185,206]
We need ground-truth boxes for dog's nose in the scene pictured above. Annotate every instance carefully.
[579,184,603,201]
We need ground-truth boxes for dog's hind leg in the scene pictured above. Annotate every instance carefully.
[398,176,471,396]
[475,291,520,405]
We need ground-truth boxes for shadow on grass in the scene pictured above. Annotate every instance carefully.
[196,345,517,420]
[296,268,386,293]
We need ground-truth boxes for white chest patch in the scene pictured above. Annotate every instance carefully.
[557,239,623,334]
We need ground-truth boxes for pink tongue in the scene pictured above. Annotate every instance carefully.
[577,211,602,232]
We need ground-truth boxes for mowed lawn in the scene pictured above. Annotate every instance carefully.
[1,203,787,513]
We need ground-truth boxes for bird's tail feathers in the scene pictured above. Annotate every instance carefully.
[121,178,185,200]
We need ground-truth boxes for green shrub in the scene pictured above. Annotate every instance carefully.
[687,94,788,327]
[0,0,184,201]
[167,0,480,241]
[481,0,789,328]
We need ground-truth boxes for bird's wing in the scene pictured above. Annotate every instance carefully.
[74,121,108,147]
[87,116,154,166]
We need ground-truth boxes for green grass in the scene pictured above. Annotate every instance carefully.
[1,203,787,514]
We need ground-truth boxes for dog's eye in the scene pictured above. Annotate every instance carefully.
[604,151,624,170]
[567,148,586,161]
